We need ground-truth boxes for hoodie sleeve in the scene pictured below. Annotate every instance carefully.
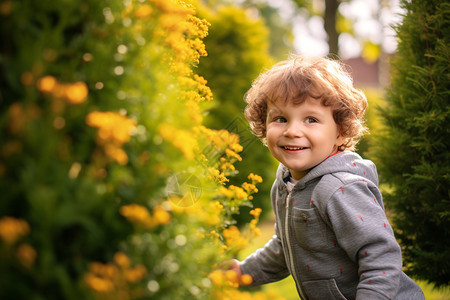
[326,179,403,299]
[239,178,290,285]
[239,222,290,286]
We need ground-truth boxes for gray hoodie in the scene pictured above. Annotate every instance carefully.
[240,151,424,300]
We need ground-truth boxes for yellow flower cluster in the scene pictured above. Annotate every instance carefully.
[172,200,223,226]
[86,111,136,165]
[209,268,287,300]
[0,216,30,244]
[179,75,213,124]
[213,288,287,300]
[0,217,37,269]
[37,75,88,104]
[158,124,198,160]
[84,251,147,296]
[198,126,240,150]
[179,74,213,103]
[16,243,37,269]
[208,167,229,185]
[249,208,262,237]
[128,0,210,76]
[198,126,244,187]
[7,102,41,135]
[222,225,248,250]
[248,173,263,184]
[225,148,242,162]
[220,185,248,200]
[120,204,171,228]
[209,269,253,288]
[242,182,259,194]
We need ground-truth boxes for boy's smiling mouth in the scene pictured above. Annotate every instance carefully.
[281,146,309,151]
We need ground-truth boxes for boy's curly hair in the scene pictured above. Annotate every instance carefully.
[244,55,368,151]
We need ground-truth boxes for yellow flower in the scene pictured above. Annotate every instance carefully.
[16,243,37,269]
[229,185,248,200]
[135,4,152,18]
[248,173,263,183]
[153,205,171,225]
[86,111,136,164]
[159,124,197,160]
[65,81,88,104]
[0,216,30,244]
[209,167,229,185]
[220,162,236,172]
[204,201,223,225]
[229,143,243,153]
[209,270,224,287]
[124,265,147,283]
[86,111,136,144]
[37,76,88,104]
[105,144,128,165]
[225,270,239,287]
[240,274,253,286]
[37,75,57,93]
[249,208,262,217]
[120,204,152,228]
[84,274,114,293]
[223,226,248,250]
[225,148,242,162]
[242,182,258,193]
[113,251,130,269]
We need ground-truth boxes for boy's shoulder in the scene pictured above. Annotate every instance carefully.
[311,171,379,225]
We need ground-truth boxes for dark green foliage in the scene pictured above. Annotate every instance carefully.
[372,0,450,287]
[0,1,130,298]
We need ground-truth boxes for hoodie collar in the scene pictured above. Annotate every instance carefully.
[277,151,378,187]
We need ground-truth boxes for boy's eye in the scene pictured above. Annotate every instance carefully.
[305,117,318,124]
[274,116,287,123]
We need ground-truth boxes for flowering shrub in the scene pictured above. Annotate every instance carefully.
[0,0,284,299]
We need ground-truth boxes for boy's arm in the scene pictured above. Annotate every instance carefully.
[327,181,403,299]
[239,222,290,286]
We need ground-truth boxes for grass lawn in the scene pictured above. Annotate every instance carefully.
[239,218,450,300]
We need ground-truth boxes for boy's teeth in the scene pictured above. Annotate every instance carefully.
[284,146,304,150]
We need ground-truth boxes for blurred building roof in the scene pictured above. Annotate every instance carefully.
[344,57,380,88]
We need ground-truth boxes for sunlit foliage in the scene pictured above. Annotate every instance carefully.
[0,0,285,298]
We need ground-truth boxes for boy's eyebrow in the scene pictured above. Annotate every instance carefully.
[267,102,283,114]
[266,106,282,118]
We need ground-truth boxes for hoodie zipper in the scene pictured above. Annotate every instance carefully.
[285,192,307,299]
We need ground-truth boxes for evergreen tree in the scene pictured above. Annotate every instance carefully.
[372,0,450,286]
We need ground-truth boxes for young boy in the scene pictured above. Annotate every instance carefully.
[229,55,424,299]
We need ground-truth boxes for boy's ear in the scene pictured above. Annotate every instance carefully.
[336,133,346,148]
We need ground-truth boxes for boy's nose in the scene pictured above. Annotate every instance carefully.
[283,123,303,138]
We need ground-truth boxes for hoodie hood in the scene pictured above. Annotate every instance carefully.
[276,151,378,187]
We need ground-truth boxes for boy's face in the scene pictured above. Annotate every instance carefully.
[266,97,345,180]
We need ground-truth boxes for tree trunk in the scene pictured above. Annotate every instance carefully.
[324,0,340,56]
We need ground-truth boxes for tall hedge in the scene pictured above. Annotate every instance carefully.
[0,0,282,299]
[373,0,450,287]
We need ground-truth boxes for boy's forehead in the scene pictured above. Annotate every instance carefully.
[267,96,321,109]
[266,99,284,112]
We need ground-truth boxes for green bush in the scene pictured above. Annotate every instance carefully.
[371,0,450,287]
[0,1,280,299]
